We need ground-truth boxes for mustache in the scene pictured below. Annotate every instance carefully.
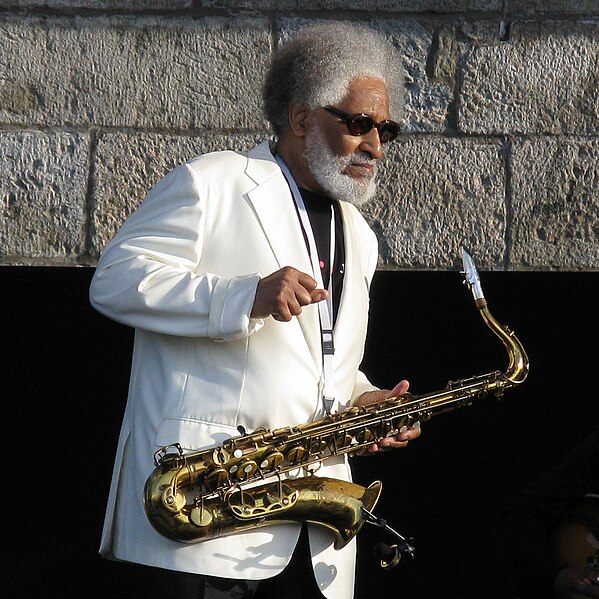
[347,152,378,167]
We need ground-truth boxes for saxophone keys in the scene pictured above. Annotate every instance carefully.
[333,431,353,447]
[285,444,308,465]
[190,505,213,527]
[204,467,229,490]
[259,451,284,472]
[161,487,186,513]
[234,459,258,481]
[309,438,327,454]
[357,428,375,443]
[212,447,230,465]
[303,460,322,475]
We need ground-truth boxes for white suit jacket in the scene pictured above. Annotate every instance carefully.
[90,141,379,599]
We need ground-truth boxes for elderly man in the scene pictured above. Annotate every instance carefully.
[90,22,420,599]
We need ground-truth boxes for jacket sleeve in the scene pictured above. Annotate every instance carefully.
[350,370,379,404]
[89,161,263,341]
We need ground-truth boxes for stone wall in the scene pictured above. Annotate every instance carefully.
[1,1,597,270]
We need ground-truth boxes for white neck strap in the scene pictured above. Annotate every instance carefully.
[276,155,336,415]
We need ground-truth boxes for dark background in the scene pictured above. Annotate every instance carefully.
[4,267,598,597]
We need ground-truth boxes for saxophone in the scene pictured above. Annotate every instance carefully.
[144,249,528,552]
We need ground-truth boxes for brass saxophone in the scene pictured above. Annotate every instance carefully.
[144,249,528,551]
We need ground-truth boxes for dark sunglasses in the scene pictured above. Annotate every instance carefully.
[323,105,400,143]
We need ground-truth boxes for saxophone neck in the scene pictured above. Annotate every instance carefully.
[478,303,529,385]
[462,248,529,386]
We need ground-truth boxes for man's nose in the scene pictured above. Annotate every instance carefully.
[359,128,384,160]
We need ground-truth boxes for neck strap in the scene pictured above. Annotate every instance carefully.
[275,155,336,415]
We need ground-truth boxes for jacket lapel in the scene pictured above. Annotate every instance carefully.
[244,142,322,374]
[332,202,366,349]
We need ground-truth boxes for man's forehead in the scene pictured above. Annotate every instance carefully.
[338,77,390,112]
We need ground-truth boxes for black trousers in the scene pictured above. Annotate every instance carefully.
[161,525,326,599]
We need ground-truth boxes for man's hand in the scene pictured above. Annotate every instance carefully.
[251,266,328,321]
[554,566,599,598]
[355,380,421,454]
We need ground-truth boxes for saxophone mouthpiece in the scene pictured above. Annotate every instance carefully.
[461,247,485,302]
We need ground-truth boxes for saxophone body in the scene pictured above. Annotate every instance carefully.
[144,250,529,549]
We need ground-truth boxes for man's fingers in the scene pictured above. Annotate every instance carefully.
[368,420,421,453]
[309,288,329,304]
[252,267,307,317]
[275,287,326,320]
[295,269,319,292]
[388,380,410,398]
[293,271,328,306]
[252,267,329,321]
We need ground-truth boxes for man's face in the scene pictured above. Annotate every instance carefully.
[304,77,392,205]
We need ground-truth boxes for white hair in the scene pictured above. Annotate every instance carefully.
[263,22,404,136]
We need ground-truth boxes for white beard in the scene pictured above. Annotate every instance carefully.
[303,124,378,206]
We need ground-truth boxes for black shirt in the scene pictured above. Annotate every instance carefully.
[298,188,345,324]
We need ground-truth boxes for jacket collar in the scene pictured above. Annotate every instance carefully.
[244,140,281,186]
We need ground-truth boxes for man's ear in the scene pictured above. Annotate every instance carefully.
[287,102,312,138]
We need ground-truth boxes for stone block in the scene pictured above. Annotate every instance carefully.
[510,138,599,269]
[0,16,270,130]
[459,21,599,135]
[506,1,599,14]
[362,137,506,269]
[90,132,264,256]
[1,1,191,8]
[203,1,502,11]
[0,131,89,263]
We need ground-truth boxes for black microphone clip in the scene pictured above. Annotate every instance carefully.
[373,542,402,570]
[362,506,415,570]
